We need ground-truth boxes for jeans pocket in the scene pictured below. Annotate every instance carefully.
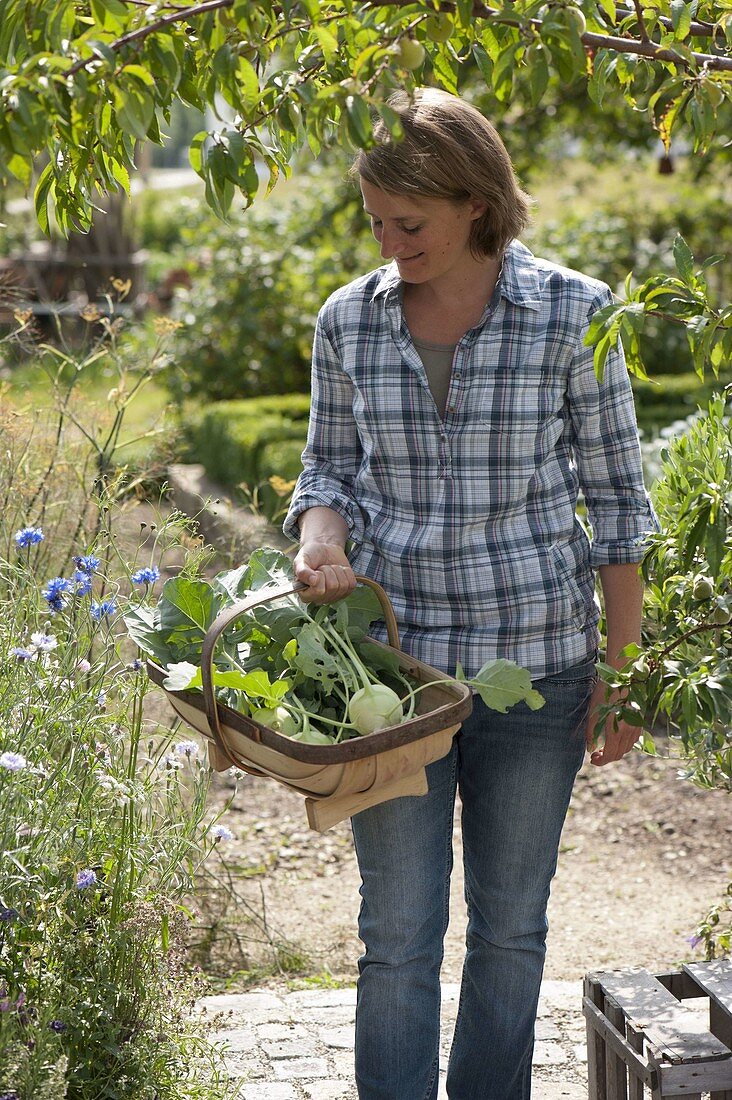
[539,654,598,687]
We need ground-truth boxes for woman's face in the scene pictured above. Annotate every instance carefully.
[360,178,486,287]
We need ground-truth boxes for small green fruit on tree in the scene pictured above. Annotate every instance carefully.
[423,14,454,42]
[396,37,426,69]
[711,602,732,626]
[693,577,715,601]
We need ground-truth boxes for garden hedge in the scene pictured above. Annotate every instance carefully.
[183,393,311,501]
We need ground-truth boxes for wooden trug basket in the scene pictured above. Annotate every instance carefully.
[148,576,473,832]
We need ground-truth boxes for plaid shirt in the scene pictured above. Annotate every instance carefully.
[283,240,658,680]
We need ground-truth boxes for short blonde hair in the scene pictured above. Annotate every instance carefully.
[352,88,532,258]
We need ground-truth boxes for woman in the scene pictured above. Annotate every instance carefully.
[283,88,657,1100]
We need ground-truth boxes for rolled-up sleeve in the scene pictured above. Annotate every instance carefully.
[282,310,365,544]
[568,286,660,566]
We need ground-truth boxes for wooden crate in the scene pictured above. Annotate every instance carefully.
[584,961,732,1099]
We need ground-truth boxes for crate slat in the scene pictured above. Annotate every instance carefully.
[583,996,655,1086]
[627,1023,646,1100]
[595,968,731,1065]
[683,961,732,1050]
[586,977,608,1100]
[606,996,629,1100]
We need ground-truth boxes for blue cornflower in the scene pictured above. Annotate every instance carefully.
[73,554,100,574]
[0,1091,20,1100]
[0,908,19,923]
[49,1020,67,1033]
[14,527,43,548]
[131,565,160,586]
[0,753,27,772]
[74,571,93,596]
[175,740,199,758]
[75,869,97,890]
[90,599,117,621]
[10,647,33,661]
[42,577,72,613]
[211,824,234,842]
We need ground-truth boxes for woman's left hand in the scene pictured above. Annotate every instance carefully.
[585,679,640,766]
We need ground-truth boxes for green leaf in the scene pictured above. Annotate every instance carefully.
[246,547,295,591]
[6,152,31,188]
[209,668,291,702]
[673,234,695,286]
[358,639,403,677]
[90,0,129,34]
[237,55,260,110]
[155,577,224,662]
[345,94,372,147]
[431,47,459,95]
[292,622,341,689]
[526,47,549,107]
[315,25,339,63]
[112,80,154,141]
[123,604,173,667]
[340,583,383,637]
[33,162,54,237]
[472,43,494,84]
[458,659,547,714]
[189,130,208,177]
[704,507,727,579]
[491,45,515,103]
[670,0,692,39]
[375,102,404,140]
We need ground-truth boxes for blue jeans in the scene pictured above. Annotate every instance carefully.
[350,656,596,1100]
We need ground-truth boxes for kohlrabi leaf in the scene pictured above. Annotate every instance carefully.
[208,668,291,703]
[163,661,202,691]
[341,583,384,637]
[123,604,176,666]
[157,577,225,662]
[457,659,546,714]
[246,547,294,591]
[211,562,252,602]
[358,639,403,676]
[292,622,341,690]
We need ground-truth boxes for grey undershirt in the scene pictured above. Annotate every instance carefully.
[412,336,456,419]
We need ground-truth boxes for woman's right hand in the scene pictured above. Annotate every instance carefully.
[293,541,357,604]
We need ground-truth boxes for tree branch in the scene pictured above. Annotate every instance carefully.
[654,621,732,663]
[61,0,732,80]
[632,0,652,45]
[64,0,234,78]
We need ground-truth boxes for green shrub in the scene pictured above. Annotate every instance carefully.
[184,393,310,487]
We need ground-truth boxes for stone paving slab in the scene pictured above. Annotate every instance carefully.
[199,979,589,1098]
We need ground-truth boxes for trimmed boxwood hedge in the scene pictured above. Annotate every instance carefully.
[183,393,311,491]
[182,394,310,518]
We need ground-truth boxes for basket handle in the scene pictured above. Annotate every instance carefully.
[200,576,400,767]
